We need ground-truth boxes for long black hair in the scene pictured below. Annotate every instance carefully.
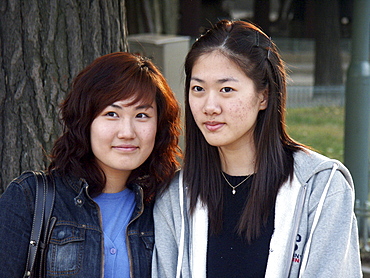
[184,20,303,242]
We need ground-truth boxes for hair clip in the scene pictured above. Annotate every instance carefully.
[255,30,260,47]
[267,37,272,60]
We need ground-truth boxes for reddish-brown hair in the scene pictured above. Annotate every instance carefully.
[49,52,181,199]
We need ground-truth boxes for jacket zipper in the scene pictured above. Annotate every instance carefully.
[81,181,105,278]
[285,183,307,277]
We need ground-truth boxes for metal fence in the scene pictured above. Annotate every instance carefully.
[288,86,370,256]
[287,85,345,108]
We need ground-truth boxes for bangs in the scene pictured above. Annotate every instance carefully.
[91,63,159,118]
[117,69,158,106]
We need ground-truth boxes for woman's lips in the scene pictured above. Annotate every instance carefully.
[204,121,224,132]
[113,144,138,152]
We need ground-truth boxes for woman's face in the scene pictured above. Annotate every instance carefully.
[189,51,267,151]
[90,98,157,178]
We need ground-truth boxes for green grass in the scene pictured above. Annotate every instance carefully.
[286,106,344,162]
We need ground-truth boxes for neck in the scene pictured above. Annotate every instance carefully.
[102,170,131,193]
[219,145,256,176]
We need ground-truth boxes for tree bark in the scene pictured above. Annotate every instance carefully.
[253,0,271,34]
[0,0,127,192]
[126,0,179,35]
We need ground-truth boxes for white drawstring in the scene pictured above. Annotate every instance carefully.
[298,163,339,277]
[176,171,185,278]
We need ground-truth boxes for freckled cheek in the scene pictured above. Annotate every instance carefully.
[189,102,203,121]
[143,128,157,155]
[139,127,157,143]
[228,103,245,118]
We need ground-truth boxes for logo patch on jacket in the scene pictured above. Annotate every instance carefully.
[292,234,302,263]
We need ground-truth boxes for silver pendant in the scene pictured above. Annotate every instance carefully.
[232,189,236,194]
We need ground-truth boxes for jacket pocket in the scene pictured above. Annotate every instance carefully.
[140,232,154,250]
[46,223,85,276]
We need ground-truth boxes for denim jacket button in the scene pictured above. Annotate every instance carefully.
[58,231,65,239]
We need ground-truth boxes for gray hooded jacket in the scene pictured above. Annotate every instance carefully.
[152,149,362,278]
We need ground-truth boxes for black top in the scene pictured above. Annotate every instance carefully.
[206,173,275,278]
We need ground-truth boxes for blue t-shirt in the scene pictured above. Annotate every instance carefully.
[94,189,136,278]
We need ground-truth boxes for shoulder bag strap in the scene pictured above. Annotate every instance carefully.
[23,171,55,278]
[37,173,56,277]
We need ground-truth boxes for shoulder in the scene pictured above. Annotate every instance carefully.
[5,170,79,198]
[294,149,351,183]
[154,170,183,212]
[6,170,40,193]
[293,148,336,174]
[0,171,42,213]
[293,149,354,198]
[4,170,63,197]
[156,171,182,201]
[10,170,68,190]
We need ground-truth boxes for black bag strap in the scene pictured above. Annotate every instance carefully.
[23,171,55,278]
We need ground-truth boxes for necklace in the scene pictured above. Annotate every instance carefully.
[221,171,252,195]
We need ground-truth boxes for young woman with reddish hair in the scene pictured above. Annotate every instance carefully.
[0,52,180,277]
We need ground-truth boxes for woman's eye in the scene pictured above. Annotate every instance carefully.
[221,87,234,93]
[105,111,118,117]
[192,85,204,92]
[136,113,149,119]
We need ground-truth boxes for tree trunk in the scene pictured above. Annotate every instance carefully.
[0,0,127,192]
[253,0,271,34]
[314,0,343,86]
[126,0,179,35]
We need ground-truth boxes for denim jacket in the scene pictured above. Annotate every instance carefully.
[0,171,154,277]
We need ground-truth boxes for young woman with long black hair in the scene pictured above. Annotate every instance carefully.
[152,20,361,278]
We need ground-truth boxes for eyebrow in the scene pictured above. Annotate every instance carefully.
[109,103,154,110]
[135,104,154,110]
[190,77,239,84]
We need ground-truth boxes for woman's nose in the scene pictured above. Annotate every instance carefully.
[117,119,136,139]
[203,93,221,115]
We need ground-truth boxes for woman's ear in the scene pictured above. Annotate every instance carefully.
[259,89,268,110]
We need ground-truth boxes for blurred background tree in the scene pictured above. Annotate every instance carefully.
[0,0,127,192]
[0,0,354,191]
